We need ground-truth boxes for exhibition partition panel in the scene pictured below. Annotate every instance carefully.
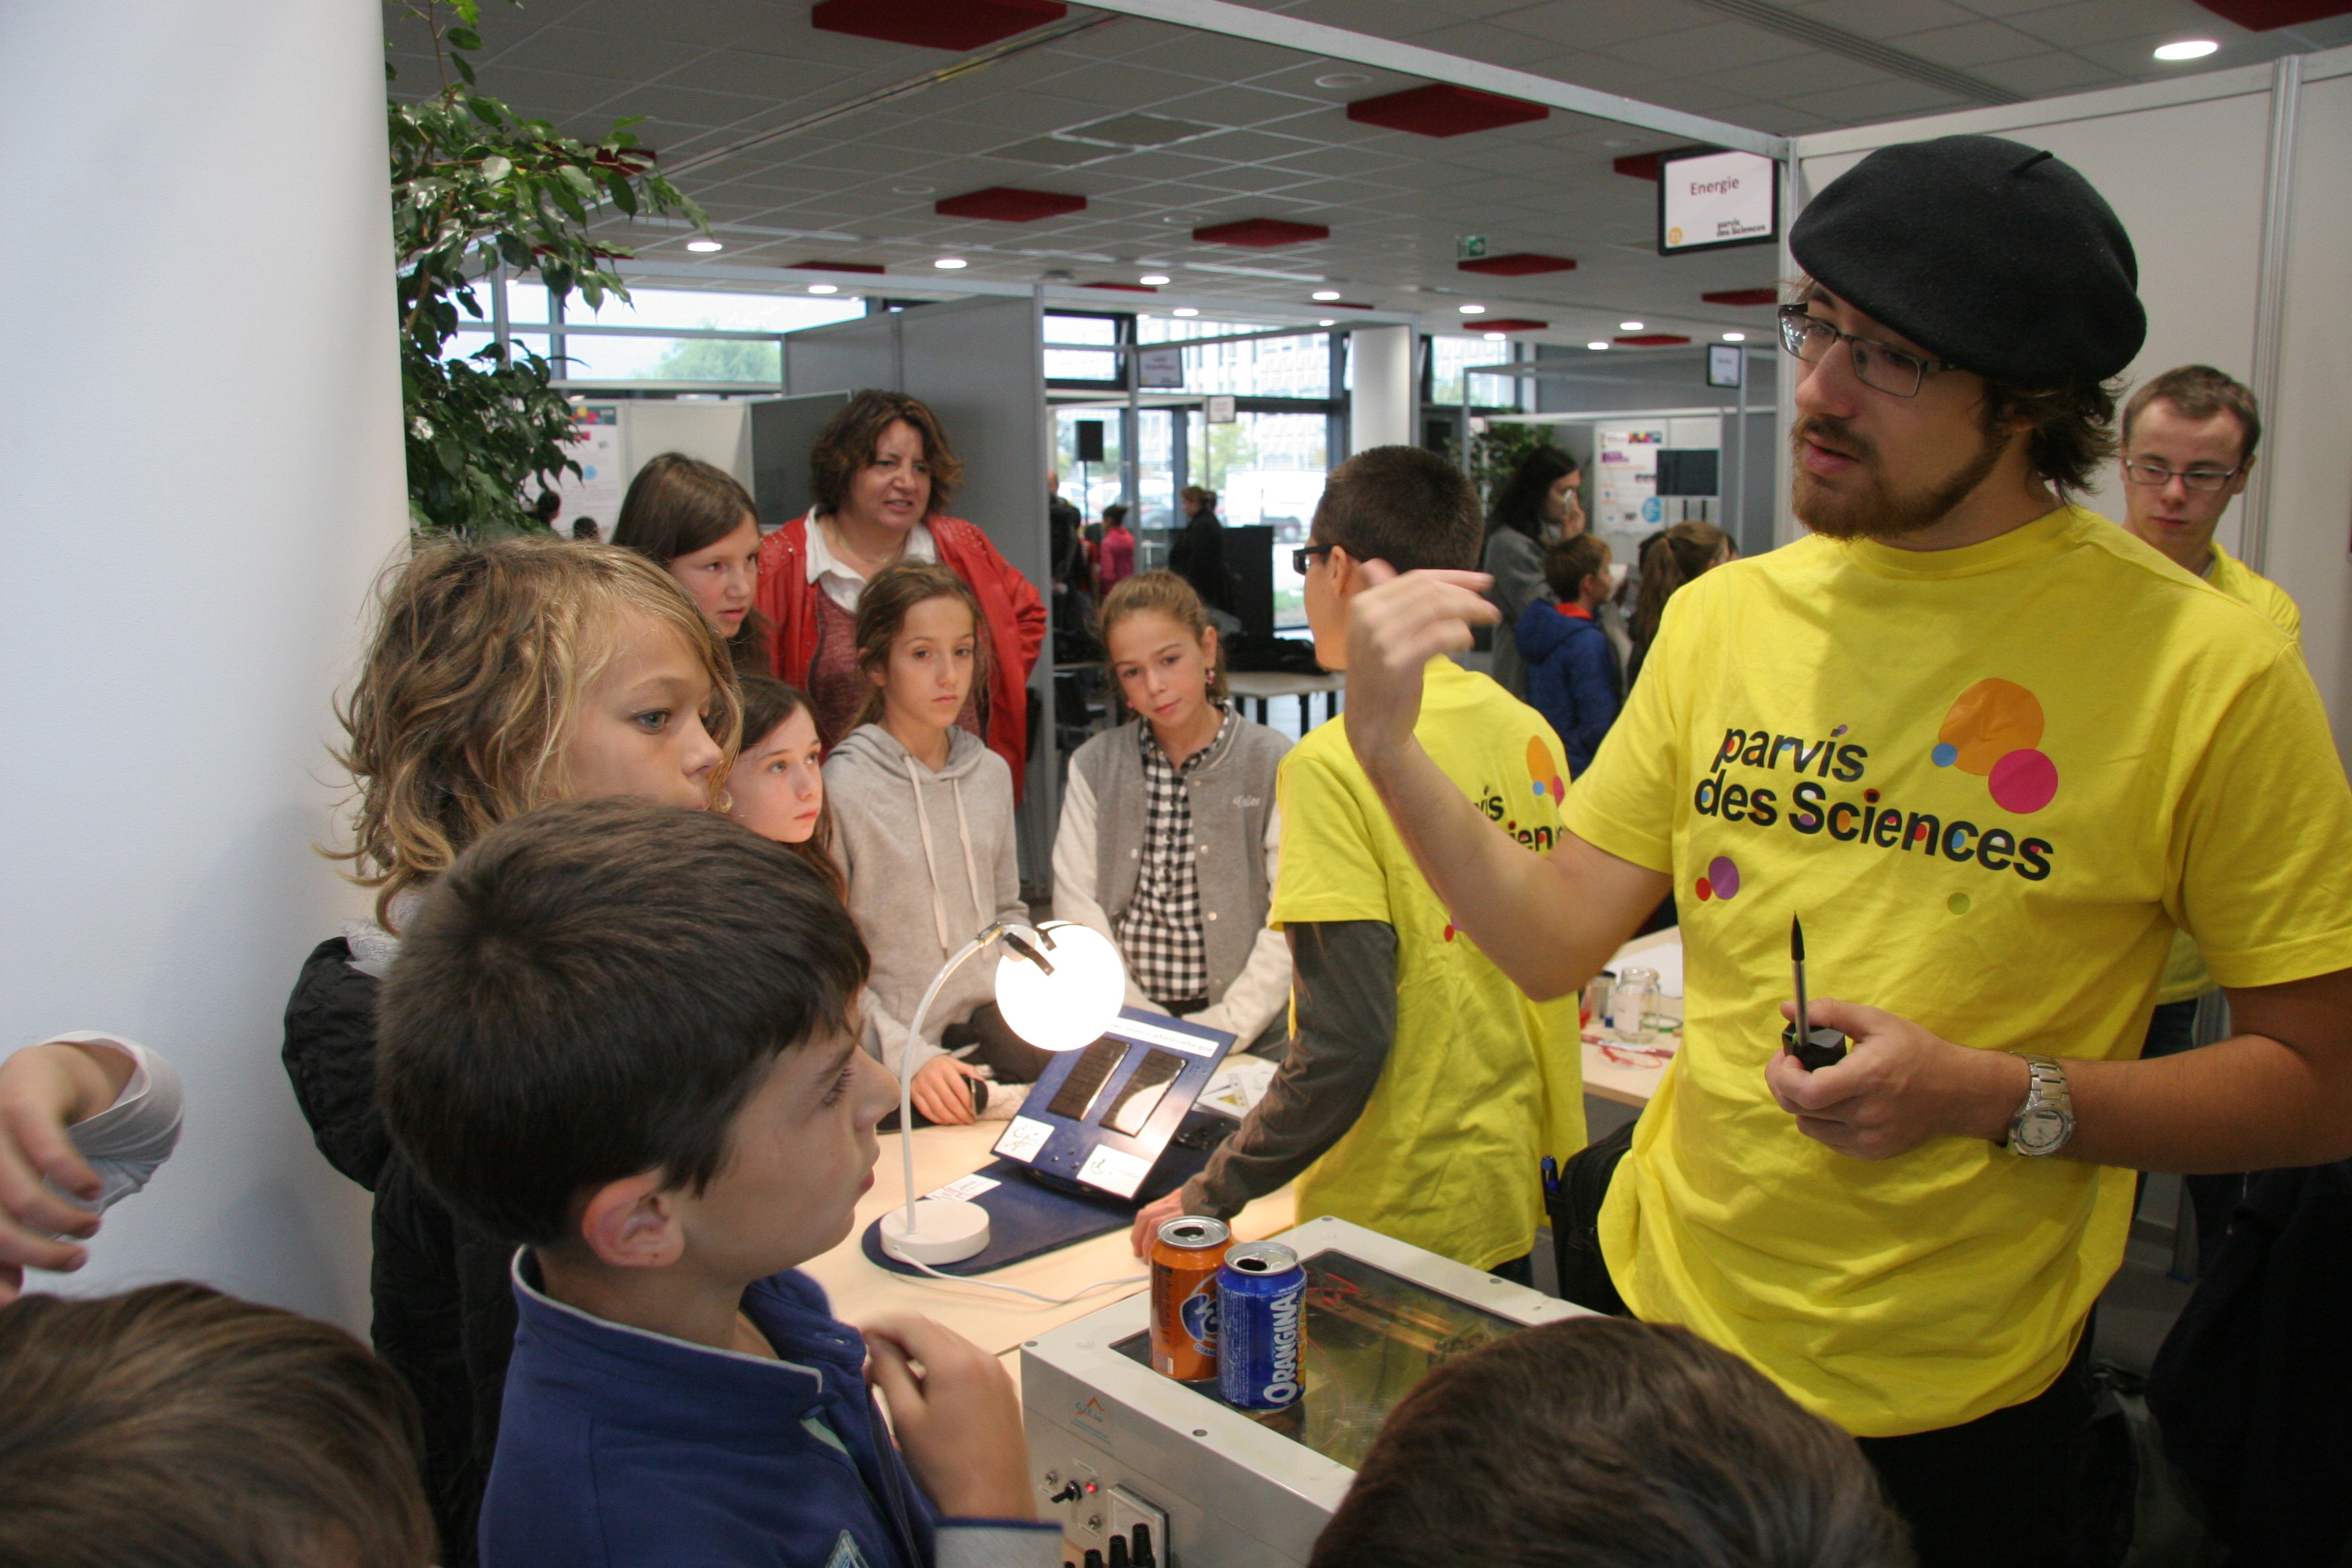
[2,1,409,1328]
[1779,46,2352,753]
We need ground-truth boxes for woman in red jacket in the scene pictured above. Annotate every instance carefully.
[756,390,1047,795]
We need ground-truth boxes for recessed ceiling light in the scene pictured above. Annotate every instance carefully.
[1459,303,1485,315]
[1483,332,1506,342]
[1720,330,1745,342]
[1315,72,1370,88]
[685,239,724,253]
[934,257,967,269]
[1318,318,1336,326]
[1619,320,1644,331]
[2153,38,2219,60]
[1312,289,1342,301]
[1140,274,1171,285]
[1173,307,1199,317]
[809,284,839,295]
[1587,341,1610,351]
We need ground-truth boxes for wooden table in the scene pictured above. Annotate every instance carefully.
[801,1122,1297,1371]
[1226,670,1343,731]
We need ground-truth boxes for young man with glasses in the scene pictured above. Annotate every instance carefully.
[1332,135,2352,1568]
[2118,364,2299,1277]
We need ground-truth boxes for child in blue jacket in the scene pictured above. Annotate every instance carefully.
[1516,534,1623,775]
[376,797,1058,1568]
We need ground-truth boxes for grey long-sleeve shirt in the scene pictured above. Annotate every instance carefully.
[1181,920,1396,1217]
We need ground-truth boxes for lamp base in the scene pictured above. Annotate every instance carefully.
[878,1197,993,1266]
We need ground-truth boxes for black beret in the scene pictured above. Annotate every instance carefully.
[1788,134,2145,387]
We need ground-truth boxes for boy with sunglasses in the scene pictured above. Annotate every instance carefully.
[1334,136,2352,1567]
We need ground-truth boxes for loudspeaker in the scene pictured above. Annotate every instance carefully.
[1074,420,1105,462]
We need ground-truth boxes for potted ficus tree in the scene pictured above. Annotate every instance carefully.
[389,0,708,534]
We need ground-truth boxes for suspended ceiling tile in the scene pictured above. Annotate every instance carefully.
[1181,128,1337,163]
[1189,164,1324,195]
[1116,32,1323,80]
[1150,84,1334,129]
[1610,19,1824,72]
[1685,48,1894,97]
[1272,0,1471,37]
[1024,62,1218,108]
[1636,79,1771,117]
[494,23,710,81]
[1881,17,2056,65]
[677,52,862,97]
[1783,77,1975,119]
[2006,0,2235,48]
[1967,50,2130,91]
[1260,144,1421,179]
[1486,0,1726,48]
[1530,52,1675,98]
[1786,0,1984,37]
[983,136,1121,166]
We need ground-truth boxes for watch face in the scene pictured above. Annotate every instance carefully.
[2014,1106,2070,1155]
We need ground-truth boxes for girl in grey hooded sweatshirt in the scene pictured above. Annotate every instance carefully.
[823,563,1028,1126]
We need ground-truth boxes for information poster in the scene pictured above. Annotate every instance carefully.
[534,404,625,534]
[1596,424,1665,532]
[1659,148,1777,255]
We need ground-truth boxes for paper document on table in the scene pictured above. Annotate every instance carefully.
[1197,1055,1278,1119]
[924,1173,1001,1202]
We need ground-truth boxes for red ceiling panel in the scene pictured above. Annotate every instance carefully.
[934,186,1087,222]
[1192,217,1330,247]
[795,259,886,273]
[1616,333,1693,346]
[1084,282,1156,292]
[1613,152,1663,181]
[1478,318,1549,332]
[811,0,1067,50]
[2194,0,2351,25]
[1459,252,1577,277]
[1346,83,1548,138]
[1702,287,1778,306]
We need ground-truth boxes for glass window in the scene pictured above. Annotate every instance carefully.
[448,331,554,368]
[1052,409,1178,532]
[560,287,863,334]
[1429,336,1521,409]
[1045,313,1122,385]
[1191,411,1328,630]
[1140,316,1329,399]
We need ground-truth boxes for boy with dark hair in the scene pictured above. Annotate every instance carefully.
[1519,534,1622,774]
[1310,1316,1914,1568]
[377,797,1055,1568]
[1130,446,1585,1279]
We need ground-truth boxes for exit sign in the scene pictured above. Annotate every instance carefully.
[1456,234,1486,259]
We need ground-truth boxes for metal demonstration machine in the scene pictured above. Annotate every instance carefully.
[1022,1216,1589,1566]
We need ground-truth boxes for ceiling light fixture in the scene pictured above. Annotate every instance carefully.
[1587,341,1610,351]
[891,183,936,195]
[2153,38,2219,60]
[1312,289,1342,301]
[934,257,968,269]
[1318,318,1336,326]
[1619,320,1644,330]
[1173,307,1199,317]
[1140,273,1171,285]
[1459,303,1486,315]
[1483,332,1505,342]
[809,283,840,295]
[1721,330,1745,342]
[686,239,724,253]
[1314,72,1370,88]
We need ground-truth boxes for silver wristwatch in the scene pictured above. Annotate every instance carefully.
[2006,1055,2075,1157]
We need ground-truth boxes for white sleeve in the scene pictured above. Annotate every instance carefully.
[1187,802,1293,1046]
[934,1520,1064,1568]
[1050,762,1166,1018]
[858,991,940,1079]
[50,1034,183,1212]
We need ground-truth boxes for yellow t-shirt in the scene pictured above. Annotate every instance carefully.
[2158,537,2305,1002]
[1272,657,1585,1273]
[1561,505,2352,1436]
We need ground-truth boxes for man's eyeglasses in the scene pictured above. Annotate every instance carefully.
[1777,304,1960,399]
[2121,458,2242,493]
[1291,543,1336,575]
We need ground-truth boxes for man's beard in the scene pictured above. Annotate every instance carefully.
[1791,413,2007,540]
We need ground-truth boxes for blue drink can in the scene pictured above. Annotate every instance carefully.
[1216,1242,1307,1410]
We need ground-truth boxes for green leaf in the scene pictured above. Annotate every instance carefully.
[450,0,481,26]
[604,173,637,216]
[448,26,481,50]
[478,153,511,182]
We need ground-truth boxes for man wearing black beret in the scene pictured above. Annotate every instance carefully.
[1334,134,2352,1566]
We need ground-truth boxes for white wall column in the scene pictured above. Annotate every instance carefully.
[0,1,408,1329]
[1349,324,1416,454]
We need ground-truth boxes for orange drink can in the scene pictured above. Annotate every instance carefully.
[1149,1216,1231,1381]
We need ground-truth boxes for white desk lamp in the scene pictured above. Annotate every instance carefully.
[879,919,1126,1267]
